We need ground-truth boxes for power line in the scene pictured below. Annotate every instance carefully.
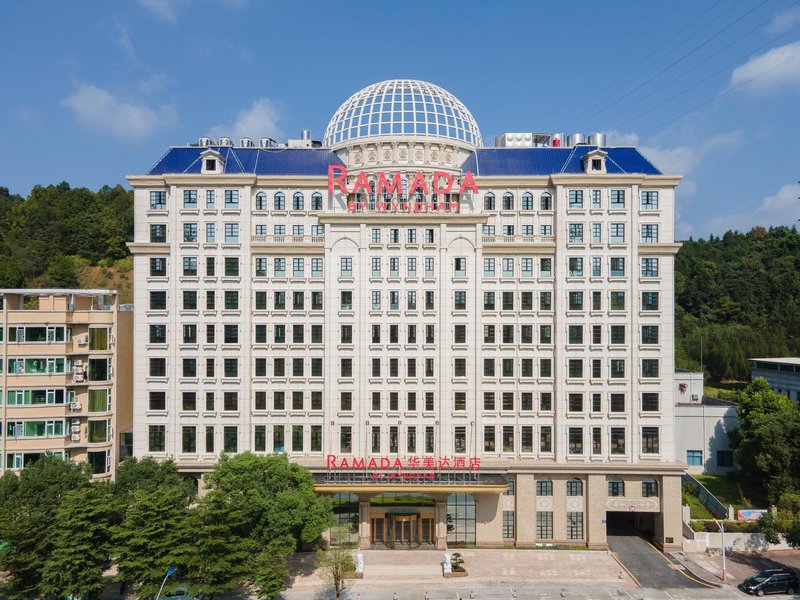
[584,0,771,125]
[600,0,800,129]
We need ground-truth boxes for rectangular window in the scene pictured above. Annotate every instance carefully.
[611,428,626,455]
[224,257,239,277]
[540,426,552,453]
[149,391,166,410]
[568,291,583,310]
[183,223,198,243]
[642,359,660,378]
[568,393,583,412]
[610,223,625,243]
[502,257,514,277]
[148,425,166,452]
[182,426,196,453]
[183,189,198,208]
[540,257,552,277]
[503,511,515,539]
[641,325,659,344]
[292,258,304,277]
[454,291,467,310]
[150,257,167,277]
[150,224,166,242]
[610,257,625,277]
[642,393,659,411]
[610,291,625,310]
[641,224,659,243]
[568,190,583,208]
[641,191,659,210]
[592,189,601,209]
[222,189,239,208]
[223,426,237,453]
[568,257,583,277]
[502,426,514,452]
[567,512,583,540]
[536,512,553,539]
[273,426,285,452]
[149,190,166,210]
[592,256,601,277]
[568,223,583,243]
[340,257,353,277]
[611,359,625,378]
[568,427,583,454]
[540,358,552,378]
[610,325,625,344]
[642,427,660,454]
[254,425,266,452]
[610,189,625,208]
[610,393,625,412]
[641,258,659,277]
[592,427,602,454]
[224,223,239,243]
[642,291,660,310]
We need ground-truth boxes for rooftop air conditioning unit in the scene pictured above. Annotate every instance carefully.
[71,434,81,442]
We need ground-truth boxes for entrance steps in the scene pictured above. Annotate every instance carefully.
[361,550,443,581]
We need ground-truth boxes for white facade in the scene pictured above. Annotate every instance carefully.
[128,80,685,549]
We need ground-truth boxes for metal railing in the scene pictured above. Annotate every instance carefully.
[683,473,728,519]
[482,234,555,244]
[252,234,324,244]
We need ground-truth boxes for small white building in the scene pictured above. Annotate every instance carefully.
[674,370,737,475]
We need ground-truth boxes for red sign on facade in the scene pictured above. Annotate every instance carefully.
[326,454,481,471]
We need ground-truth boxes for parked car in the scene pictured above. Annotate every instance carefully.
[740,568,798,596]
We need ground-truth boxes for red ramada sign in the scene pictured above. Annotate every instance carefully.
[326,454,481,472]
[328,166,478,213]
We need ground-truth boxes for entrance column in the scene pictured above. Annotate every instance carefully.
[358,495,371,549]
[434,496,448,549]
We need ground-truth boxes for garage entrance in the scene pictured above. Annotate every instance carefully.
[606,510,655,540]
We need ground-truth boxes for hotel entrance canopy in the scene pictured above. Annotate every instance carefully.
[313,471,508,495]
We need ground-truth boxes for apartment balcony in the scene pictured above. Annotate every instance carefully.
[251,234,325,253]
[481,235,556,252]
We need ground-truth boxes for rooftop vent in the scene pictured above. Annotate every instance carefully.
[259,137,277,148]
[199,136,213,147]
[240,137,254,148]
[301,129,311,140]
[218,136,232,147]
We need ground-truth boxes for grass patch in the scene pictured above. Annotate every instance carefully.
[684,493,714,519]
[694,474,751,510]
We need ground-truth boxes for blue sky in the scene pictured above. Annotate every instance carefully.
[1,0,799,239]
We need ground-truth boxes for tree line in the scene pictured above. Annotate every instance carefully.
[1,183,798,381]
[0,452,334,599]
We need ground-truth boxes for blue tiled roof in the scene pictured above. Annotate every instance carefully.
[146,146,345,176]
[462,146,662,176]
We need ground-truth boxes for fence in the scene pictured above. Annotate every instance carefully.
[682,473,729,519]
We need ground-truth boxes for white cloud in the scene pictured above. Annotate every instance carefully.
[115,24,142,67]
[137,73,169,95]
[766,6,800,33]
[730,41,800,94]
[603,130,640,147]
[209,98,282,142]
[62,84,177,141]
[707,183,800,234]
[138,0,178,21]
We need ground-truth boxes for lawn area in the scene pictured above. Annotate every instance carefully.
[693,474,751,510]
[684,492,714,519]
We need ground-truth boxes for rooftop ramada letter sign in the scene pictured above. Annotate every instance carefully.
[328,166,479,196]
[326,454,481,470]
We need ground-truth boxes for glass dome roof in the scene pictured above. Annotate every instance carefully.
[324,79,482,148]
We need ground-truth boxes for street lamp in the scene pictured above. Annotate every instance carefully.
[156,566,177,600]
[714,520,727,582]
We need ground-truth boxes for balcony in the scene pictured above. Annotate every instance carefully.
[252,234,324,244]
[482,234,555,244]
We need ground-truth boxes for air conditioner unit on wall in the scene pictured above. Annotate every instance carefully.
[70,402,81,410]
[76,336,88,345]
[71,434,80,442]
[691,394,700,402]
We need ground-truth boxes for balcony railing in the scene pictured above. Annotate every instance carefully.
[482,234,555,244]
[252,235,325,244]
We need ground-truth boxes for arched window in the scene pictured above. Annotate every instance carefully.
[535,477,553,496]
[540,192,553,210]
[566,477,583,496]
[274,192,285,211]
[608,478,625,497]
[446,493,476,546]
[642,479,658,498]
[522,192,533,211]
[255,192,267,211]
[293,192,304,211]
[311,192,323,211]
[502,192,514,210]
[483,192,495,211]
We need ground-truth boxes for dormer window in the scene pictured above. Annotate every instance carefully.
[582,149,607,174]
[200,149,224,174]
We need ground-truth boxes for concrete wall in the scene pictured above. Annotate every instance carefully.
[683,529,793,553]
[674,402,737,475]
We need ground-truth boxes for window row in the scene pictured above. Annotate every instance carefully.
[149,423,324,454]
[567,222,660,244]
[566,426,661,456]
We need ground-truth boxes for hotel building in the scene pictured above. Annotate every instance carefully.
[0,289,133,479]
[128,79,683,550]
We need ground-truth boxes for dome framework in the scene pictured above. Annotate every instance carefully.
[324,79,482,148]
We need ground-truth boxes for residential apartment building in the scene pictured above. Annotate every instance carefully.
[0,289,133,478]
[128,79,683,550]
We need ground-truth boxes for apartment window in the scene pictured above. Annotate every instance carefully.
[610,359,625,378]
[389,290,399,310]
[454,291,466,310]
[642,428,660,454]
[641,325,659,345]
[642,479,659,497]
[592,427,602,454]
[642,359,660,378]
[610,257,625,277]
[687,450,703,466]
[568,393,583,412]
[483,193,495,210]
[454,257,467,276]
[255,192,267,210]
[610,394,625,412]
[150,190,166,210]
[454,358,467,377]
[502,291,514,311]
[610,189,625,208]
[501,258,514,277]
[454,426,467,454]
[274,258,286,277]
[340,257,353,277]
[540,224,553,237]
[206,357,215,377]
[568,325,583,345]
[183,223,198,243]
[205,426,215,453]
[641,224,659,243]
[483,426,496,452]
[291,192,304,211]
[610,325,625,344]
[484,292,495,310]
[183,189,198,208]
[181,257,197,277]
[536,477,553,496]
[592,359,601,378]
[540,257,552,277]
[568,224,584,244]
[149,358,166,377]
[181,426,196,453]
[540,358,552,378]
[591,325,601,345]
[536,512,553,539]
[149,391,166,410]
[224,291,238,310]
[222,426,237,453]
[371,290,381,310]
[371,257,381,277]
[341,358,353,378]
[592,291,601,311]
[483,358,495,377]
[519,258,533,279]
[568,190,583,208]
[568,291,583,310]
[521,292,533,312]
[183,324,198,344]
[150,224,166,242]
[503,511,515,539]
[642,291,659,310]
[717,450,734,468]
[608,479,625,497]
[641,258,659,277]
[502,192,514,210]
[222,392,238,412]
[312,291,323,310]
[223,223,239,243]
[610,223,625,243]
[636,394,660,415]
[224,190,239,208]
[539,324,552,344]
[340,291,352,310]
[540,426,552,453]
[641,191,659,210]
[568,428,583,454]
[254,257,267,277]
[454,324,466,344]
[149,324,166,344]
[501,426,513,453]
[254,425,266,452]
[484,325,495,343]
[592,256,601,277]
[568,257,583,277]
[502,392,514,411]
[610,291,625,310]
[148,425,166,452]
[567,512,583,540]
[503,324,515,344]
[223,358,238,378]
[223,257,239,277]
[292,258,304,277]
[269,192,284,211]
[150,257,166,277]
[610,428,626,455]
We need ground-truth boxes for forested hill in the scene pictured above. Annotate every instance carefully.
[0,183,133,295]
[676,226,800,380]
[1,183,798,381]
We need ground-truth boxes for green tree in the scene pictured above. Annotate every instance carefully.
[113,485,195,597]
[189,489,256,598]
[40,483,116,598]
[317,546,355,600]
[728,378,800,503]
[0,454,89,598]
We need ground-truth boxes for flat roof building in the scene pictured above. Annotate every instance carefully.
[0,289,133,479]
[750,357,800,402]
[128,79,684,550]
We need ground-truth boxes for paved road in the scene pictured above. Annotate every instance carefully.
[605,514,709,591]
